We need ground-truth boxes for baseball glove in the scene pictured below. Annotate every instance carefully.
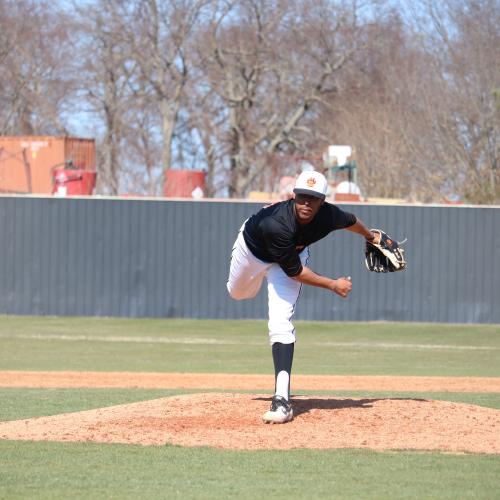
[365,229,407,273]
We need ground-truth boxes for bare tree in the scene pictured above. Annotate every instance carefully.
[191,0,379,197]
[403,0,500,203]
[122,90,163,196]
[0,0,73,135]
[72,0,137,195]
[1,0,496,203]
[117,0,209,186]
[311,0,499,204]
[317,12,445,201]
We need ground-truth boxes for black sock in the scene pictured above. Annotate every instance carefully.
[272,342,294,400]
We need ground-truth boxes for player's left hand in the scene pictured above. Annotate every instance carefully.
[365,229,407,272]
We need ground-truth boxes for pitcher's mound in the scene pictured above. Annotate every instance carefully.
[1,393,499,453]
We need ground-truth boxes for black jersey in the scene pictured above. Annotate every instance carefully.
[243,199,357,277]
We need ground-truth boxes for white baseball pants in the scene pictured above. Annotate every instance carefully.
[227,225,309,345]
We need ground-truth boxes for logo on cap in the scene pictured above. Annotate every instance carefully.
[306,177,316,187]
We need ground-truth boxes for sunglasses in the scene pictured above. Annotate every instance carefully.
[294,194,323,204]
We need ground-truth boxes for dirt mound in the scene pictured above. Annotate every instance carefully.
[1,393,499,453]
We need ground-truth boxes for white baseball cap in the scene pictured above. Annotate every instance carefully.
[293,170,328,200]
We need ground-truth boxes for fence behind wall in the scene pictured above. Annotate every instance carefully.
[0,195,498,323]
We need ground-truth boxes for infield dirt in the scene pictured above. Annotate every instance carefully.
[1,372,499,453]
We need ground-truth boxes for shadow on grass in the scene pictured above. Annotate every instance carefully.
[253,396,429,417]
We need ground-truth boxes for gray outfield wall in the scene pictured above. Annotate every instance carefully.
[0,195,498,323]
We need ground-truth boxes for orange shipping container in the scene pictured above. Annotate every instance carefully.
[0,136,96,194]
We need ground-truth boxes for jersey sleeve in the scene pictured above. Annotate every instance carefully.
[260,219,303,277]
[327,204,357,230]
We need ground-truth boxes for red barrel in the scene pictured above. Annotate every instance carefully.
[52,168,97,196]
[163,170,206,198]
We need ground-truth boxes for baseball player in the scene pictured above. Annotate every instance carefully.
[226,170,382,424]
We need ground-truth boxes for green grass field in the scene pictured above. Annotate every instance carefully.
[0,316,499,499]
